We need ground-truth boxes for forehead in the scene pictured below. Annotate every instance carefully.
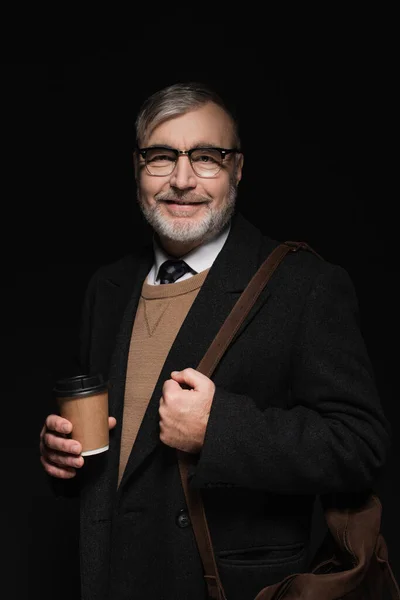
[144,102,235,148]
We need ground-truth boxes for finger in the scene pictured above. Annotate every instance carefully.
[43,449,84,470]
[40,455,78,479]
[162,378,181,395]
[170,368,202,389]
[161,381,186,405]
[42,430,82,455]
[45,414,73,435]
[108,416,117,430]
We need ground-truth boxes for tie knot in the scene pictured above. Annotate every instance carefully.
[158,259,192,284]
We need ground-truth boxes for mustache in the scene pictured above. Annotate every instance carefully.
[155,191,211,204]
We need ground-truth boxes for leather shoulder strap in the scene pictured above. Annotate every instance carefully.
[177,241,318,599]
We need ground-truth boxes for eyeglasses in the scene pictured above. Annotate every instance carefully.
[137,146,240,178]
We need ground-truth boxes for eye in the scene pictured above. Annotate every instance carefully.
[146,149,176,163]
[191,149,221,165]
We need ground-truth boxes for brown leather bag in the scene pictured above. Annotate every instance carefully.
[177,241,400,600]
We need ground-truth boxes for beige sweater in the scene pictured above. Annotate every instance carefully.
[118,269,210,486]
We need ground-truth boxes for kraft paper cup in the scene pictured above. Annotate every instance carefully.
[54,373,109,456]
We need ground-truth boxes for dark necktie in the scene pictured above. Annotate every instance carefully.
[158,259,193,284]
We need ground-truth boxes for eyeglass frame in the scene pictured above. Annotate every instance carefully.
[136,145,241,178]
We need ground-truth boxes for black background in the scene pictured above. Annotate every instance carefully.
[5,26,398,599]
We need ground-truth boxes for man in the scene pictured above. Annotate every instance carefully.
[40,82,391,600]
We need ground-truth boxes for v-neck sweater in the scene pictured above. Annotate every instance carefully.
[118,268,210,486]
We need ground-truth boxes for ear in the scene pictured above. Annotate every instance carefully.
[235,153,244,186]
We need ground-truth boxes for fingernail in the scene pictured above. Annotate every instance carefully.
[72,445,80,454]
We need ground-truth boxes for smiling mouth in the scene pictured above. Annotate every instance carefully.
[164,200,205,204]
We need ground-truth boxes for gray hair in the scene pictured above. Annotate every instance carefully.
[135,81,241,149]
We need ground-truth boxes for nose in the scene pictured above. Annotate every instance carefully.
[169,155,197,190]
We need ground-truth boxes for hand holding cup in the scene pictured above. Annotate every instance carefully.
[40,373,115,479]
[40,414,117,479]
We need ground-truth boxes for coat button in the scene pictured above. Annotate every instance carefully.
[176,509,191,528]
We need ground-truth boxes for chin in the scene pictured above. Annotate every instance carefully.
[153,214,212,244]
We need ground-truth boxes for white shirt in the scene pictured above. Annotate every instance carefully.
[146,223,231,285]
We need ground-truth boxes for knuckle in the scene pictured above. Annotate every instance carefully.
[45,415,56,430]
[39,440,46,457]
[62,439,73,453]
[42,431,49,448]
[46,451,61,465]
[43,463,53,476]
[43,432,55,451]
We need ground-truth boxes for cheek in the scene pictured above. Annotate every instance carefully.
[205,178,232,203]
[138,173,166,200]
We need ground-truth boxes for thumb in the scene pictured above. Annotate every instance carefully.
[170,368,203,390]
[108,416,117,430]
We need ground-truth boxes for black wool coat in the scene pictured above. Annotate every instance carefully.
[56,211,391,600]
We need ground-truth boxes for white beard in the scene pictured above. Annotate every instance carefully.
[137,182,237,245]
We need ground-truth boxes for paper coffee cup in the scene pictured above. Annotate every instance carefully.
[54,373,109,456]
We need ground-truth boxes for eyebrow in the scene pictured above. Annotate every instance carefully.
[143,142,224,150]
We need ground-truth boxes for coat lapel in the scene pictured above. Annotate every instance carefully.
[91,245,154,501]
[117,212,277,491]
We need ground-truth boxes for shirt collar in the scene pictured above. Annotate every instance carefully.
[150,222,231,285]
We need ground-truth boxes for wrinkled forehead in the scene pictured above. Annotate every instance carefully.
[142,102,236,149]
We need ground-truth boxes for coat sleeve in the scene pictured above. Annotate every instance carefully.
[45,271,98,499]
[189,264,392,495]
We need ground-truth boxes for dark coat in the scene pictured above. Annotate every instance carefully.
[59,211,390,600]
